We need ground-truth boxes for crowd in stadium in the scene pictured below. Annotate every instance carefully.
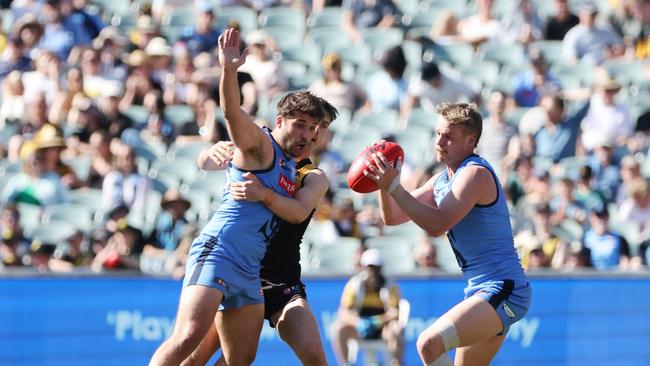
[0,0,648,275]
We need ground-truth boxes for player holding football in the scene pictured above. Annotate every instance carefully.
[149,29,327,365]
[363,103,531,366]
[181,88,338,366]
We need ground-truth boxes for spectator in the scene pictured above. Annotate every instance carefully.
[101,142,150,212]
[64,0,105,47]
[511,48,561,107]
[128,15,160,52]
[563,1,624,64]
[12,13,44,53]
[322,198,362,243]
[574,164,607,212]
[331,248,403,366]
[140,189,191,274]
[78,47,111,98]
[583,207,631,270]
[617,177,650,233]
[37,0,76,61]
[616,155,643,204]
[535,94,590,162]
[581,73,633,152]
[544,0,579,41]
[0,70,26,129]
[630,0,650,59]
[178,2,221,58]
[366,46,408,113]
[144,36,173,88]
[119,50,158,111]
[22,51,59,105]
[97,81,133,139]
[32,123,79,188]
[163,51,194,105]
[500,0,545,46]
[476,90,518,180]
[86,130,113,188]
[1,140,68,207]
[49,229,93,272]
[48,66,84,125]
[413,234,439,270]
[514,230,550,270]
[0,36,32,80]
[0,204,30,267]
[457,0,502,46]
[341,0,397,43]
[92,26,128,81]
[238,30,288,100]
[587,138,622,202]
[506,155,534,206]
[400,60,478,123]
[308,53,366,113]
[23,239,56,272]
[91,204,144,272]
[550,177,587,224]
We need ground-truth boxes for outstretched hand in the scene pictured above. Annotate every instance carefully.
[230,172,266,201]
[363,152,403,192]
[207,141,235,169]
[218,28,249,70]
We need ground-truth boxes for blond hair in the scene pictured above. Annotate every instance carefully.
[436,103,483,146]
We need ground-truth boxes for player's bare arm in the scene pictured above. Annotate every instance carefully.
[378,171,441,226]
[218,28,272,169]
[230,169,329,224]
[368,153,494,236]
[197,141,234,171]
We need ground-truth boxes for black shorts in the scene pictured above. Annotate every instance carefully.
[261,280,307,328]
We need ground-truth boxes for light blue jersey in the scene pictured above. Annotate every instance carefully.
[433,155,530,333]
[184,128,297,308]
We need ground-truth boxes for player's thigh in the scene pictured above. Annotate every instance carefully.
[181,318,221,366]
[454,334,505,366]
[275,298,324,350]
[174,285,223,339]
[216,304,265,359]
[443,295,502,347]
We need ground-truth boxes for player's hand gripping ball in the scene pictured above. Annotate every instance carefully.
[347,140,404,193]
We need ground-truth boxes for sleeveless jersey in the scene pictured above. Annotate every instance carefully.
[200,128,297,273]
[433,155,527,287]
[260,158,317,284]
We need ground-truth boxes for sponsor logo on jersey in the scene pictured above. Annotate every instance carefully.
[278,158,291,172]
[279,174,296,196]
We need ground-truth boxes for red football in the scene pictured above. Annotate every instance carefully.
[347,141,404,193]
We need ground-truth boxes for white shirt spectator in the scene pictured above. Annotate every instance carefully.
[407,69,476,112]
[581,94,633,152]
[563,24,622,65]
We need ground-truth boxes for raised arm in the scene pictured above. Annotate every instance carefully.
[229,170,329,224]
[218,29,268,155]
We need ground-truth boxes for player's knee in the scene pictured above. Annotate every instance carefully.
[417,316,460,361]
[171,323,206,353]
[295,340,326,365]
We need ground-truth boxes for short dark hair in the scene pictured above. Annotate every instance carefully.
[380,46,407,78]
[277,90,326,121]
[421,61,441,81]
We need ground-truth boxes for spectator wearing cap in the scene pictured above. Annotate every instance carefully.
[583,207,632,270]
[101,142,150,212]
[544,0,579,41]
[535,93,590,162]
[477,90,518,180]
[178,2,221,58]
[119,50,158,112]
[512,48,561,107]
[238,30,288,99]
[400,59,478,123]
[341,0,397,43]
[331,248,403,366]
[581,72,633,152]
[1,140,68,207]
[308,52,366,113]
[140,189,191,274]
[0,35,32,80]
[145,37,174,87]
[366,45,408,113]
[128,15,160,52]
[92,26,129,81]
[563,1,625,64]
[32,123,79,188]
[0,204,31,268]
[11,13,44,54]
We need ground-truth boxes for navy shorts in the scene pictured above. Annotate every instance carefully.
[465,280,532,335]
[183,234,264,309]
[261,280,307,327]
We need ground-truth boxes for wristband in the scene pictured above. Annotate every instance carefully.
[263,189,277,206]
[388,176,401,193]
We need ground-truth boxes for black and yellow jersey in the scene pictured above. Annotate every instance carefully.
[260,158,319,283]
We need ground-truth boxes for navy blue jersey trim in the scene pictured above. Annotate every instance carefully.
[187,236,218,286]
[487,279,515,309]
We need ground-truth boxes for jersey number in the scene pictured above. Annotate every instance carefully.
[258,215,282,242]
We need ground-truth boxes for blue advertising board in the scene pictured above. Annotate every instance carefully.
[1,275,649,365]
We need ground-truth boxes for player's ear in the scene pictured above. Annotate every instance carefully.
[275,115,283,129]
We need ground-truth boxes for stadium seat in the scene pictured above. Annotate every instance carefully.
[16,203,42,235]
[259,7,306,35]
[401,40,423,69]
[307,28,352,55]
[62,155,91,182]
[29,221,76,245]
[422,0,466,17]
[479,43,525,71]
[353,109,399,132]
[530,40,564,66]
[41,203,94,233]
[282,44,322,73]
[383,221,425,242]
[262,26,305,51]
[216,6,258,34]
[361,27,404,59]
[311,236,361,273]
[459,60,500,89]
[122,105,149,125]
[150,157,199,186]
[505,107,532,127]
[281,59,308,81]
[307,7,344,29]
[166,141,212,161]
[163,6,195,27]
[164,105,196,127]
[401,5,443,29]
[427,43,475,68]
[67,188,104,218]
[365,236,416,274]
[405,108,438,130]
[327,44,372,71]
